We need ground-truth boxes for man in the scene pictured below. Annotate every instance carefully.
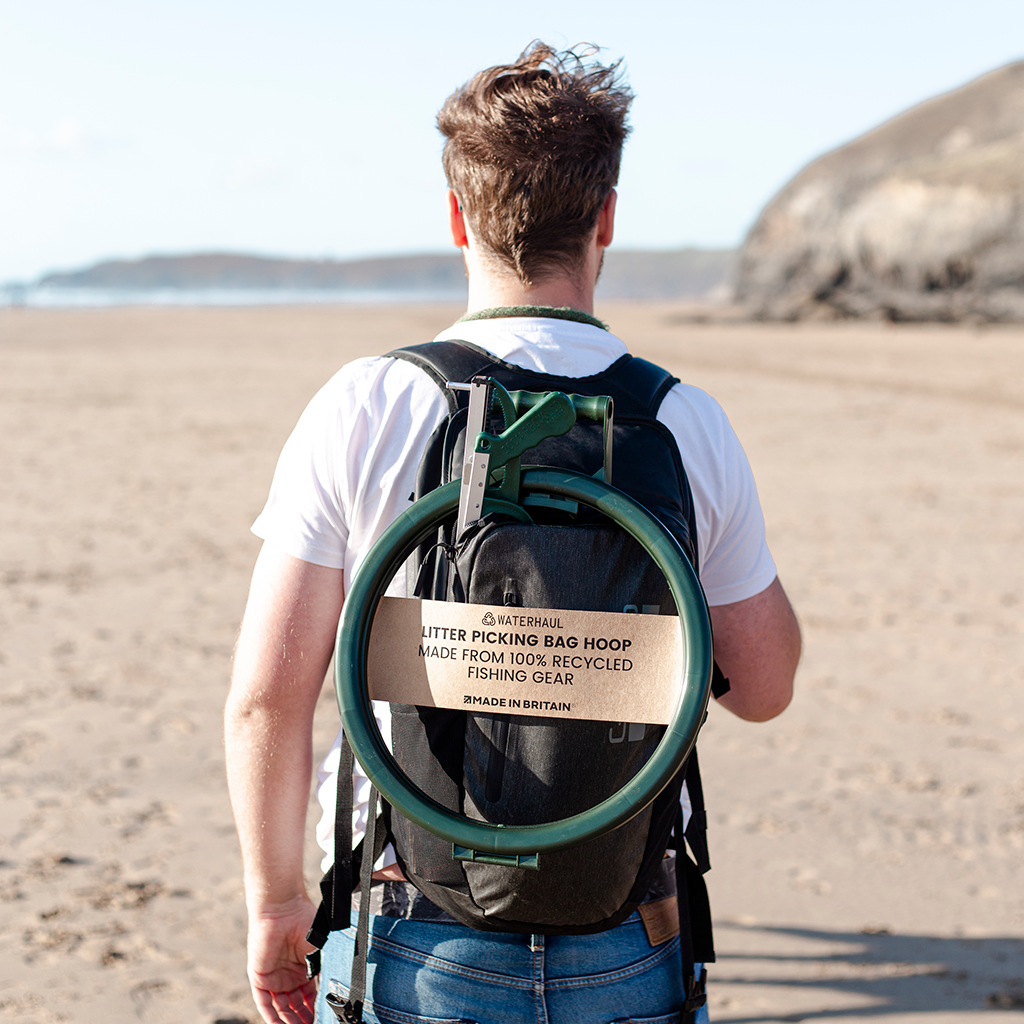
[226,43,800,1024]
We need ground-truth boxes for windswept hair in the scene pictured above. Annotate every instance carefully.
[437,42,634,285]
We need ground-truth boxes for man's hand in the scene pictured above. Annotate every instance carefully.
[247,896,319,1024]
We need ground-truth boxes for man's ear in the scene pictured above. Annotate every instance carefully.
[448,190,468,248]
[595,189,616,249]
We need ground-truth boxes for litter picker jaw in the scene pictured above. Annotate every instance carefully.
[451,376,493,537]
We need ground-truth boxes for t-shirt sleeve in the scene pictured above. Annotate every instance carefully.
[659,385,777,606]
[250,365,362,568]
[251,356,451,573]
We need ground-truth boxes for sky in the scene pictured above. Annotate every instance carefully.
[2,1,1024,283]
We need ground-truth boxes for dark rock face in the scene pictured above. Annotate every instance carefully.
[737,62,1024,322]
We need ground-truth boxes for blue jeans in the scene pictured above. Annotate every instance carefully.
[314,911,709,1024]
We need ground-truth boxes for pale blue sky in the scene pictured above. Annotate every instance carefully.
[2,1,1023,282]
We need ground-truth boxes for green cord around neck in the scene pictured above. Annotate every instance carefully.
[457,305,609,331]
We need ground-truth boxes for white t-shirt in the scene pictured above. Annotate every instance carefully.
[252,316,777,867]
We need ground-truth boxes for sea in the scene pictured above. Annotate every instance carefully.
[0,285,467,308]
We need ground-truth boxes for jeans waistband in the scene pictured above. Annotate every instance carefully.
[353,855,678,924]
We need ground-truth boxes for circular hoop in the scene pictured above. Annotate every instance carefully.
[335,468,712,856]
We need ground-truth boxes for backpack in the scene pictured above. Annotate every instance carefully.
[308,338,724,1022]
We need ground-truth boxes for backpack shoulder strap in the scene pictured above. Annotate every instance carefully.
[387,340,679,417]
[602,355,679,416]
[386,340,504,413]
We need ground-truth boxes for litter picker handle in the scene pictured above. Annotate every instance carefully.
[475,391,576,469]
[509,391,614,483]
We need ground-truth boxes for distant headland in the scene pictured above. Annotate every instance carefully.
[9,248,736,306]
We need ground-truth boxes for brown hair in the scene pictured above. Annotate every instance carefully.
[437,42,633,285]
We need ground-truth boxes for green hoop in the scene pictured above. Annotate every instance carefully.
[335,468,713,856]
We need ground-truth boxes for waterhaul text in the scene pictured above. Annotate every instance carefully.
[421,626,632,651]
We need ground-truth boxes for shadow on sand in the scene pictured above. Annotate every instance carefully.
[710,922,1024,1021]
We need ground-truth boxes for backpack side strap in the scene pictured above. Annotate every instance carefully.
[305,733,357,977]
[675,802,714,1024]
[305,734,386,978]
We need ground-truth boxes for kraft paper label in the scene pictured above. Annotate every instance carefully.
[366,597,683,724]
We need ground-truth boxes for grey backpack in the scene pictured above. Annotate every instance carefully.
[308,339,723,1022]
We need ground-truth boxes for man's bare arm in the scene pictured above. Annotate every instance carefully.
[225,544,344,1024]
[709,576,801,722]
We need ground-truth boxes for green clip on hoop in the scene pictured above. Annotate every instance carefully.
[334,386,713,864]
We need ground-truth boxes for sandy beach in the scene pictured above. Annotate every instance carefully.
[1,303,1022,1023]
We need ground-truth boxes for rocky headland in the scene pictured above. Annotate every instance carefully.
[738,62,1024,322]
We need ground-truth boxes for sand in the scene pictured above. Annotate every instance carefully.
[1,304,1022,1023]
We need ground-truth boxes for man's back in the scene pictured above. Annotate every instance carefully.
[225,42,799,1024]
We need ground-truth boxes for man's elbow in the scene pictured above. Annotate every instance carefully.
[224,668,282,737]
[766,679,796,721]
[716,674,792,722]
[730,672,795,722]
[745,619,801,721]
[224,689,265,745]
[715,607,802,722]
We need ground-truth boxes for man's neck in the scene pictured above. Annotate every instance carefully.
[463,253,597,316]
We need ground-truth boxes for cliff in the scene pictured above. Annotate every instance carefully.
[737,62,1024,322]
